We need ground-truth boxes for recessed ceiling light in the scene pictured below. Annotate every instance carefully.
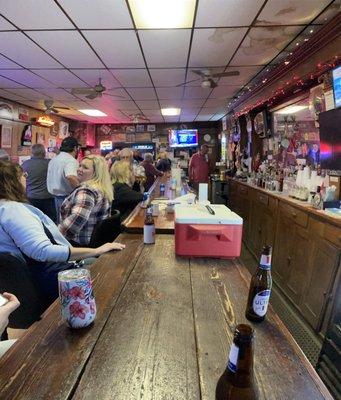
[275,105,308,115]
[128,0,196,29]
[78,109,107,117]
[161,107,181,116]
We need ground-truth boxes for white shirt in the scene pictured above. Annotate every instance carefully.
[47,152,79,196]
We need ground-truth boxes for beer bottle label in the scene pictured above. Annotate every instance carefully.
[253,289,271,316]
[260,254,271,270]
[144,224,155,244]
[227,343,239,373]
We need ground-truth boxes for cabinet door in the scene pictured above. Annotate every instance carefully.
[300,239,340,331]
[285,226,311,306]
[273,212,294,290]
[249,202,262,257]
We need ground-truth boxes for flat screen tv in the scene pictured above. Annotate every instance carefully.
[168,129,198,148]
[332,65,341,108]
[319,108,341,173]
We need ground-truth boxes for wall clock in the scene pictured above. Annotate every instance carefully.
[203,133,211,142]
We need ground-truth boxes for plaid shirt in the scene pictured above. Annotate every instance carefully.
[59,184,110,246]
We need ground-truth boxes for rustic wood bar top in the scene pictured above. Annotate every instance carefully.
[122,175,192,233]
[0,234,332,400]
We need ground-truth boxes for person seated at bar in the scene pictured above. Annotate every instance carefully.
[156,151,172,173]
[140,153,163,191]
[110,160,143,220]
[59,155,113,247]
[0,160,125,303]
[0,292,20,357]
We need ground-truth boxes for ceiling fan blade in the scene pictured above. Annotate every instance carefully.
[51,108,60,114]
[212,70,240,78]
[85,92,99,99]
[71,88,94,95]
[103,93,125,98]
[176,78,199,87]
[55,106,70,110]
[191,69,207,78]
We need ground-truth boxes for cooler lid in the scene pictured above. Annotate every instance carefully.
[175,204,243,225]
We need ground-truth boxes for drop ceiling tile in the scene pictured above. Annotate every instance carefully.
[83,30,145,68]
[135,100,160,109]
[204,98,228,107]
[210,113,225,121]
[100,99,136,109]
[255,0,330,26]
[195,114,214,121]
[105,88,131,100]
[110,69,152,87]
[70,69,121,88]
[0,0,74,29]
[163,116,180,123]
[180,116,196,122]
[27,31,103,68]
[189,28,248,68]
[313,1,341,24]
[0,88,26,100]
[4,88,46,100]
[0,32,61,68]
[209,85,240,99]
[159,99,182,108]
[139,30,191,68]
[156,87,183,100]
[230,26,302,66]
[0,16,16,30]
[181,99,206,107]
[58,0,133,29]
[0,69,56,88]
[142,109,162,117]
[126,88,156,100]
[183,86,210,99]
[219,66,263,85]
[196,0,264,27]
[0,55,22,69]
[32,69,87,88]
[149,69,186,87]
[0,75,25,88]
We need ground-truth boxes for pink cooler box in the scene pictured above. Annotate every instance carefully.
[175,204,243,259]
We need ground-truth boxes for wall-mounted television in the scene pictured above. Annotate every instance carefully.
[168,129,198,148]
[332,65,341,108]
[319,108,341,173]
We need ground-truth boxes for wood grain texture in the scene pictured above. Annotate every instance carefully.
[72,235,200,400]
[0,235,144,400]
[190,257,333,400]
[122,177,193,234]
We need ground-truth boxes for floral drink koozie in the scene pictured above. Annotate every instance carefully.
[58,268,96,329]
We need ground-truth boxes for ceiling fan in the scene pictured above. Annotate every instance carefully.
[129,113,150,124]
[43,99,69,114]
[177,69,240,89]
[71,78,124,99]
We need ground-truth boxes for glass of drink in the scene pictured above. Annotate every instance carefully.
[58,268,96,329]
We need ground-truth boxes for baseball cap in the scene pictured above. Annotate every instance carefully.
[60,136,80,152]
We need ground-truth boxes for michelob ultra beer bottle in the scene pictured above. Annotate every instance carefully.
[245,245,272,322]
[216,324,258,400]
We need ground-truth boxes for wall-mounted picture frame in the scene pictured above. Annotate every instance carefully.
[59,121,69,139]
[147,124,156,132]
[125,125,135,133]
[0,125,12,148]
[136,124,145,133]
[36,131,46,145]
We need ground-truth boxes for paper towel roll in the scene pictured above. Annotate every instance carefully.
[198,183,208,202]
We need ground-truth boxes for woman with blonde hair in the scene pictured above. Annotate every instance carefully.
[59,155,114,246]
[0,160,124,303]
[110,160,143,220]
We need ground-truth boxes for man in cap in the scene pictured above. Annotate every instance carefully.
[47,136,80,222]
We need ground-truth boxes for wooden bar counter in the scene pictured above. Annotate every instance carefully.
[0,234,332,400]
[122,175,193,233]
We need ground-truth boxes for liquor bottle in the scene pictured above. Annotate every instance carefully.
[245,245,272,322]
[216,324,258,400]
[143,206,155,244]
[159,183,165,197]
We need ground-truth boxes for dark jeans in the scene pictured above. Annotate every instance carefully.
[28,197,57,223]
[53,195,67,224]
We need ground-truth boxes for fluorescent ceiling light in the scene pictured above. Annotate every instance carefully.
[275,105,308,115]
[78,109,107,117]
[128,0,196,29]
[161,107,181,116]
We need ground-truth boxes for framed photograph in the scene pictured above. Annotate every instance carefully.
[36,131,46,145]
[59,121,69,139]
[136,124,145,133]
[147,124,156,132]
[0,125,12,148]
[125,125,135,133]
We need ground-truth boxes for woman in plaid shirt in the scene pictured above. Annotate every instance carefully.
[59,156,113,247]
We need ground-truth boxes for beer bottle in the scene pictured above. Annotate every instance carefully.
[216,324,258,400]
[143,206,155,244]
[245,245,272,322]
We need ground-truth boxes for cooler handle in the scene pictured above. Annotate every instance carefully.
[187,224,232,241]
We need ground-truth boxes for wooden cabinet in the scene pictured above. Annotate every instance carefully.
[228,179,341,336]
